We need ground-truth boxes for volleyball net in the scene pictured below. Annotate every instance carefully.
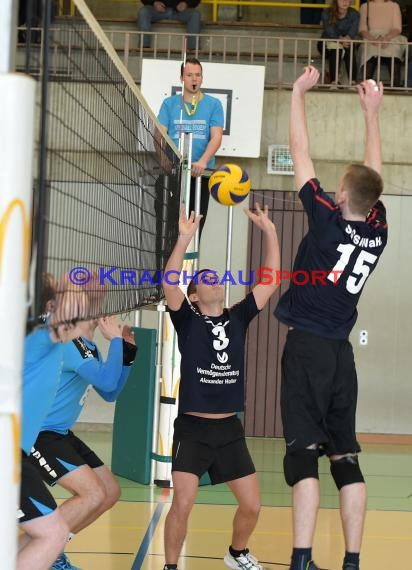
[27,0,182,321]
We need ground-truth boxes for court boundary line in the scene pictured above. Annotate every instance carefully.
[131,487,170,569]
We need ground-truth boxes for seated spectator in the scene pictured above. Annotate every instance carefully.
[318,0,360,85]
[137,0,201,51]
[359,0,407,87]
[404,10,412,87]
[300,0,323,25]
[406,34,412,89]
[18,0,42,43]
[407,45,412,87]
[18,0,57,44]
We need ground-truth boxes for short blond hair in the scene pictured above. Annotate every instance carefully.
[342,164,383,216]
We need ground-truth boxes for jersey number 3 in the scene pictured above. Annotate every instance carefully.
[327,243,378,294]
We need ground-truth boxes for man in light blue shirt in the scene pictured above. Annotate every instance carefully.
[157,57,224,239]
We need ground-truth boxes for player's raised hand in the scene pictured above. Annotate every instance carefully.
[293,66,320,94]
[357,79,383,114]
[122,324,136,345]
[178,206,202,240]
[244,203,276,236]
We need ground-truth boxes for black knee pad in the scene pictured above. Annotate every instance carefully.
[283,448,319,487]
[330,455,365,490]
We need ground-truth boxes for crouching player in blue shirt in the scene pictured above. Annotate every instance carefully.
[29,316,137,570]
[19,278,87,570]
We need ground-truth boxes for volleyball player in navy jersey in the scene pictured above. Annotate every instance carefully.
[162,204,280,570]
[275,67,387,570]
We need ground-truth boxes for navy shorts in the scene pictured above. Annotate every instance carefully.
[281,328,361,456]
[172,414,255,484]
[19,452,57,524]
[30,430,104,486]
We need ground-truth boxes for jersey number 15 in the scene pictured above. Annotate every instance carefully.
[327,243,378,294]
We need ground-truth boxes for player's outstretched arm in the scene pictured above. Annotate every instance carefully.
[290,66,319,190]
[357,79,383,175]
[163,207,202,310]
[245,203,280,310]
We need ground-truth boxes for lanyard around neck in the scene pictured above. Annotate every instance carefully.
[182,92,202,116]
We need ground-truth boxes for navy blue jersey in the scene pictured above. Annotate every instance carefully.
[169,293,259,414]
[275,178,388,339]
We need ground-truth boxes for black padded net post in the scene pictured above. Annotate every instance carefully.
[25,0,181,320]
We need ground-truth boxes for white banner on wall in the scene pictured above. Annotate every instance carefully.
[141,59,265,158]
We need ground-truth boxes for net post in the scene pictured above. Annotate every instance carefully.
[193,176,202,265]
[0,73,36,570]
[224,206,234,307]
[0,0,17,73]
[134,183,144,328]
[33,0,53,318]
[152,132,196,487]
[151,301,166,484]
[180,132,193,214]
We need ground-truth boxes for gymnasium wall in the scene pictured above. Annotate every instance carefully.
[78,88,412,435]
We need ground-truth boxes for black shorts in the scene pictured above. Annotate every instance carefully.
[19,452,57,524]
[30,430,104,486]
[172,414,255,485]
[281,329,361,456]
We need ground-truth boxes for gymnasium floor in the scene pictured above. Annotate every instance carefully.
[57,431,412,570]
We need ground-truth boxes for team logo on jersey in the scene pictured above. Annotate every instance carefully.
[73,337,99,360]
[217,352,229,363]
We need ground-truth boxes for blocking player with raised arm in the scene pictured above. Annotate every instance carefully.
[274,67,387,570]
[162,204,280,570]
[29,316,137,570]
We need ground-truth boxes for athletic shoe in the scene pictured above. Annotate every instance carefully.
[343,564,359,570]
[224,549,264,569]
[51,553,81,570]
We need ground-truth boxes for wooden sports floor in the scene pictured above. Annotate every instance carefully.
[55,431,412,570]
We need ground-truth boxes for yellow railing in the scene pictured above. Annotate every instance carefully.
[59,0,76,16]
[202,0,360,24]
[59,0,361,24]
